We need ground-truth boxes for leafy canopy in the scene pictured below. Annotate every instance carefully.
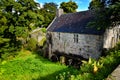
[40,2,58,27]
[88,0,120,30]
[60,0,78,13]
[0,0,44,55]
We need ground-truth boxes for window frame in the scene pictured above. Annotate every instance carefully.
[74,34,78,43]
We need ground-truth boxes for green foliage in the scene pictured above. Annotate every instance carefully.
[40,2,57,28]
[0,37,21,60]
[26,38,37,51]
[0,57,43,80]
[0,37,9,58]
[1,43,120,80]
[0,0,45,60]
[41,28,47,33]
[0,0,44,55]
[57,43,120,80]
[60,1,78,13]
[27,28,46,49]
[109,0,120,25]
[0,50,69,80]
[89,0,105,10]
[0,37,10,44]
[44,2,58,13]
[88,0,120,30]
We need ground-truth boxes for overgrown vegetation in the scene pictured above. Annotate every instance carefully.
[26,28,46,51]
[0,42,120,80]
[0,0,120,80]
[60,1,78,13]
[88,0,120,30]
[0,50,78,80]
[0,0,44,58]
[0,0,57,57]
[57,42,120,80]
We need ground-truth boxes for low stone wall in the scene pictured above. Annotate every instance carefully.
[107,65,120,80]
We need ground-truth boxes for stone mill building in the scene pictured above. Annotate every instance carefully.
[46,9,120,62]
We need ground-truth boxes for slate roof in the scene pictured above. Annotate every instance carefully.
[47,10,105,35]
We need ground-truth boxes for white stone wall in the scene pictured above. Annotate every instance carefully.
[103,25,120,49]
[47,32,103,59]
[30,28,46,43]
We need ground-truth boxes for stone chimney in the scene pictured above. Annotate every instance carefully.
[56,8,64,17]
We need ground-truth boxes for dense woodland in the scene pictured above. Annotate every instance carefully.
[0,0,120,80]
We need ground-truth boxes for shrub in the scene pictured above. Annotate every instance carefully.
[26,38,37,51]
[57,43,120,80]
[41,28,46,33]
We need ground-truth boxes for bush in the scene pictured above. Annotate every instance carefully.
[41,28,46,33]
[26,38,37,51]
[57,43,120,80]
[0,46,21,61]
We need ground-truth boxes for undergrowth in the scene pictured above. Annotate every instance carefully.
[57,43,120,80]
[0,42,120,80]
[0,50,78,80]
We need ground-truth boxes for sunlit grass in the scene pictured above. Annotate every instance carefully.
[0,50,69,80]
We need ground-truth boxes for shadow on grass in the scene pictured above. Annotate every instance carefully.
[31,52,79,80]
[32,67,79,80]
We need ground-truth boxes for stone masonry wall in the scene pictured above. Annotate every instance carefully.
[103,25,120,49]
[47,32,103,59]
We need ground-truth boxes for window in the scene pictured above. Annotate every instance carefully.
[74,34,78,43]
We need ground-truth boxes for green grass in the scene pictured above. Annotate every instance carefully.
[0,50,78,80]
[1,43,120,80]
[56,48,120,80]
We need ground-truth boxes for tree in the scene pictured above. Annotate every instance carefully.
[88,0,120,30]
[109,0,120,25]
[40,2,58,27]
[0,0,44,54]
[0,6,11,57]
[43,2,58,13]
[60,0,78,13]
[89,0,105,10]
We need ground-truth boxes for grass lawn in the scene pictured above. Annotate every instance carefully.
[1,48,119,80]
[0,50,78,80]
